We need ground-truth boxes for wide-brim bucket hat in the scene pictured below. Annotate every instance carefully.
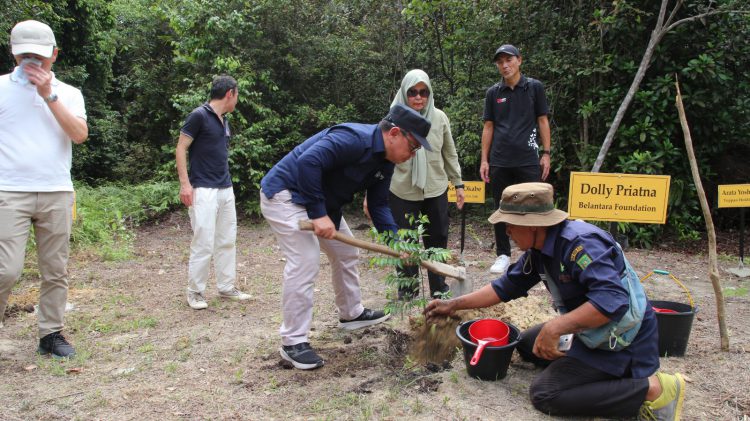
[488,182,569,227]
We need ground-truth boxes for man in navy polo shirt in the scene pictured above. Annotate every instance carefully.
[425,183,686,420]
[176,75,251,310]
[480,44,552,275]
[260,104,432,370]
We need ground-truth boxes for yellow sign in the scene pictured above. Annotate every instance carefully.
[448,181,485,204]
[718,184,750,208]
[568,172,671,224]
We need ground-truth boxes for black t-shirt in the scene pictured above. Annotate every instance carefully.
[181,104,232,188]
[483,75,549,168]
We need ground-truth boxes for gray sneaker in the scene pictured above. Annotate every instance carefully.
[639,372,686,421]
[338,308,391,330]
[218,288,251,301]
[280,342,324,370]
[187,291,208,310]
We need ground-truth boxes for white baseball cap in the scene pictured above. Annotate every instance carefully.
[11,20,57,58]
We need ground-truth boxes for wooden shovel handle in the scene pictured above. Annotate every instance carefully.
[297,220,400,257]
[297,220,466,282]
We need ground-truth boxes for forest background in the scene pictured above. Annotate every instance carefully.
[2,0,749,251]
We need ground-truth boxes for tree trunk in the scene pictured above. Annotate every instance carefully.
[674,79,730,351]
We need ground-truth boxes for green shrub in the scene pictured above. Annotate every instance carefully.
[71,181,180,259]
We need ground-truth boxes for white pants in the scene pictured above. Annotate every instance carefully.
[188,187,237,294]
[260,190,364,346]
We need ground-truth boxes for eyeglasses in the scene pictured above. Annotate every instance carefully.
[400,130,421,152]
[406,88,430,98]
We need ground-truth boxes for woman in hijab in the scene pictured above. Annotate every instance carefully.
[387,69,464,299]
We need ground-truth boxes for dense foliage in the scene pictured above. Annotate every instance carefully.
[2,0,748,245]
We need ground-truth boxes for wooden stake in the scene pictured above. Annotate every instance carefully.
[674,77,729,351]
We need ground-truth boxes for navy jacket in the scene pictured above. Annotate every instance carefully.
[491,219,659,378]
[261,123,399,233]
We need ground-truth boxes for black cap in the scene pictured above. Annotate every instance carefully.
[385,104,432,151]
[493,44,520,61]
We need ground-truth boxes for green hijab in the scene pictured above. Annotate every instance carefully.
[390,69,434,189]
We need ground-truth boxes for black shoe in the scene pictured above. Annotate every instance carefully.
[38,331,76,358]
[280,342,324,370]
[338,308,391,330]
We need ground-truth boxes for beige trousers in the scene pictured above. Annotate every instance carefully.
[0,191,73,337]
[260,189,363,346]
[187,187,237,294]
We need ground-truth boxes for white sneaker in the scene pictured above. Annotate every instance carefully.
[490,255,510,274]
[218,288,252,301]
[187,291,208,310]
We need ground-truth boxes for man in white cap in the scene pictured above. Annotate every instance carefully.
[0,20,88,358]
[426,183,686,420]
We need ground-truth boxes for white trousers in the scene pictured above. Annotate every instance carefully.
[260,190,364,346]
[188,187,237,294]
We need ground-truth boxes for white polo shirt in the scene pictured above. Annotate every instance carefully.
[0,69,87,192]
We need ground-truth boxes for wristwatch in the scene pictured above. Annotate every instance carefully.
[44,93,58,103]
[539,149,550,155]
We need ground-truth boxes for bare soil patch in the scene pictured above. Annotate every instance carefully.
[1,210,749,420]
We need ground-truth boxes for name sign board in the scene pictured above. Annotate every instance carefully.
[448,181,485,204]
[568,172,671,224]
[718,184,750,208]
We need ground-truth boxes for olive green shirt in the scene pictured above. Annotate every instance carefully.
[389,108,463,200]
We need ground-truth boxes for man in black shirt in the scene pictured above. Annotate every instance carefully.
[480,44,552,275]
[176,75,251,310]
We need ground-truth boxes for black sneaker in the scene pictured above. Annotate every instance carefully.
[280,342,324,370]
[38,331,76,358]
[338,308,391,330]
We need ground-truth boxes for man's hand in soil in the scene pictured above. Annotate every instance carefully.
[312,216,336,239]
[424,299,456,321]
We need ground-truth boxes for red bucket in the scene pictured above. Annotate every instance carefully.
[468,319,509,366]
[653,306,678,314]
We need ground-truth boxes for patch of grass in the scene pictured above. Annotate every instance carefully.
[178,350,191,362]
[448,371,459,383]
[19,400,33,412]
[84,390,109,411]
[232,368,244,384]
[718,253,748,264]
[138,343,155,353]
[123,317,158,331]
[89,318,115,334]
[307,392,368,415]
[71,181,180,260]
[36,356,68,376]
[164,361,178,375]
[410,396,425,414]
[107,294,136,307]
[724,286,749,297]
[231,346,248,364]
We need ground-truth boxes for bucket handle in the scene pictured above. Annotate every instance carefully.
[640,269,694,309]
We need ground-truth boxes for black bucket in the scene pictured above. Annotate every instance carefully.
[456,319,521,381]
[651,300,697,357]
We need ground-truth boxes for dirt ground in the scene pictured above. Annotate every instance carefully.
[1,210,749,421]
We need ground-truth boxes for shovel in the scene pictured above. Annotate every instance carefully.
[298,220,471,297]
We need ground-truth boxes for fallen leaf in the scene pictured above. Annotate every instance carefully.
[166,387,176,391]
[66,367,83,374]
[24,365,37,371]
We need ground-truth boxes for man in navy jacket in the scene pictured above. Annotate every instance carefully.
[425,183,686,420]
[260,104,432,370]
